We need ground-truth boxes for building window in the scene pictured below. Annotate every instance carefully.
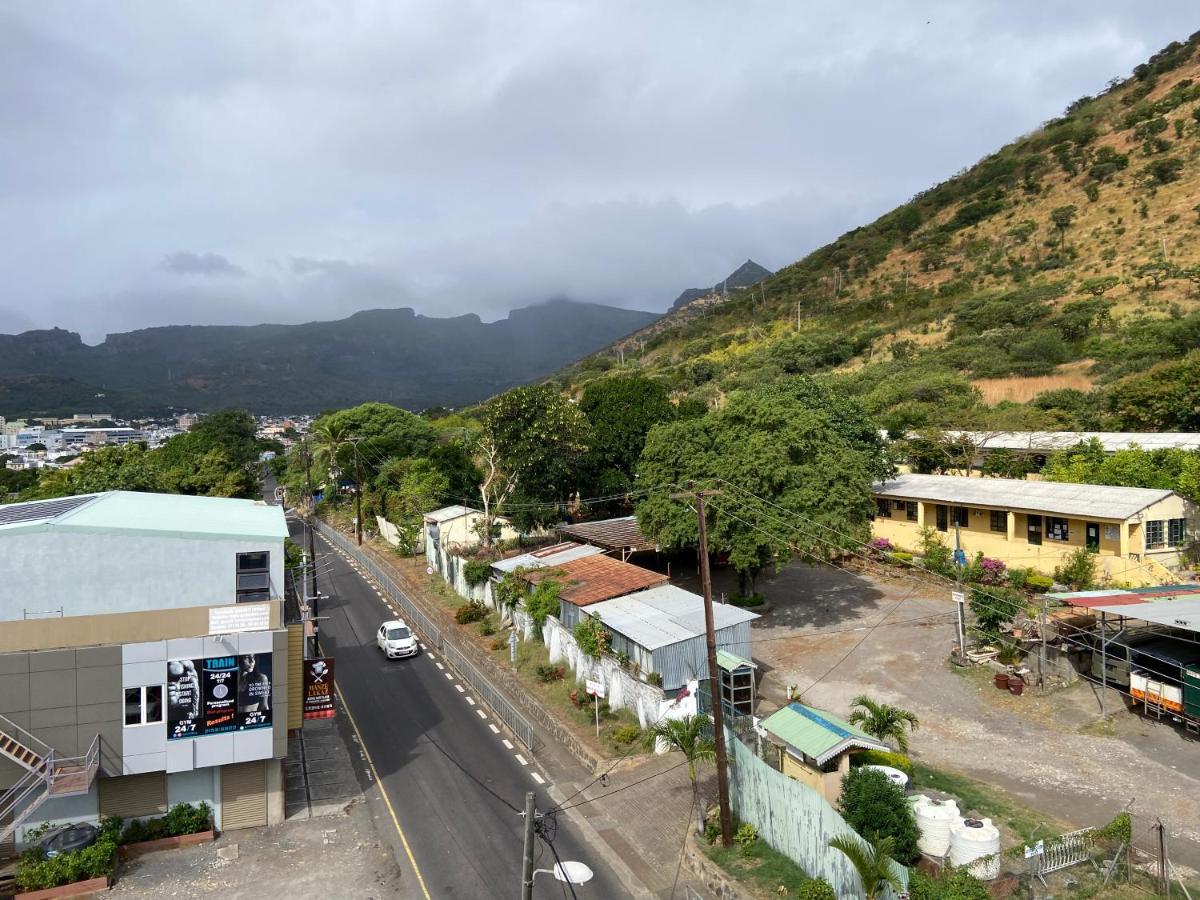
[124,685,164,726]
[1027,515,1042,546]
[936,505,948,532]
[236,551,271,602]
[1046,517,1069,542]
[906,501,918,522]
[1146,520,1165,550]
[989,510,1007,533]
[1167,518,1188,548]
[952,506,969,528]
[875,499,891,519]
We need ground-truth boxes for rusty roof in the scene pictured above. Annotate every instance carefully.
[558,516,655,552]
[523,553,668,607]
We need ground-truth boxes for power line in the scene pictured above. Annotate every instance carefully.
[554,759,690,813]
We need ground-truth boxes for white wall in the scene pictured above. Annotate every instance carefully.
[0,531,285,621]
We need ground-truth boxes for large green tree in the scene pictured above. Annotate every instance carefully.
[1104,350,1200,431]
[1042,439,1200,503]
[477,384,590,537]
[579,375,675,497]
[636,382,881,592]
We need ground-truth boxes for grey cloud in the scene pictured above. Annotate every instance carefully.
[0,2,1198,340]
[159,252,245,278]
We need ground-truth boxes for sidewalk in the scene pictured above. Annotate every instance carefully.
[342,527,720,899]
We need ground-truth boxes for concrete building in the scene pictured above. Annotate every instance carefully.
[60,427,144,447]
[0,491,295,850]
[872,473,1197,587]
[422,504,520,553]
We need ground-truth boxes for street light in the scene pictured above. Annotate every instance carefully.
[533,861,593,887]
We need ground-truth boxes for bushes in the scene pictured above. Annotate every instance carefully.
[120,802,213,845]
[612,723,641,745]
[16,838,117,892]
[1054,547,1097,590]
[918,527,955,578]
[729,592,765,608]
[462,559,492,588]
[838,767,920,864]
[524,580,562,638]
[794,879,837,900]
[852,749,915,777]
[454,601,487,624]
[734,822,759,854]
[908,869,991,900]
[478,620,495,636]
[573,616,611,657]
[1025,574,1054,593]
[969,586,1022,634]
[535,664,565,683]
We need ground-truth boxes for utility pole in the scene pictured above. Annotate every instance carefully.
[520,791,537,900]
[352,441,364,546]
[673,483,732,847]
[1156,818,1169,896]
[1039,595,1048,694]
[302,438,317,596]
[953,522,967,658]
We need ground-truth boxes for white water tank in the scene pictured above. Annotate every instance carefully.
[863,765,909,791]
[949,817,1002,880]
[910,795,959,857]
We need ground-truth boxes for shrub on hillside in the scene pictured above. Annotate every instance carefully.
[794,879,837,900]
[463,560,492,588]
[454,601,487,624]
[851,749,915,777]
[838,768,920,864]
[1054,547,1097,590]
[908,868,991,900]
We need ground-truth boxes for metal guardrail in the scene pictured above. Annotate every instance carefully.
[313,520,538,752]
[440,640,537,752]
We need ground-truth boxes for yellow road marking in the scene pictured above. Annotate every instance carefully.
[335,682,432,900]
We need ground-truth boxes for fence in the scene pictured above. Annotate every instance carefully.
[725,729,907,899]
[313,520,538,752]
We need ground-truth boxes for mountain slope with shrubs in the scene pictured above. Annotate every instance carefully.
[564,33,1200,434]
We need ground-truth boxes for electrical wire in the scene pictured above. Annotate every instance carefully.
[554,759,691,812]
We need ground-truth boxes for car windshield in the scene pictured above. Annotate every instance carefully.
[386,627,411,640]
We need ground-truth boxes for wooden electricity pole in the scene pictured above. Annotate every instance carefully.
[673,483,732,847]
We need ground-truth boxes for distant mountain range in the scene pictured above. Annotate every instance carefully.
[0,300,659,416]
[669,259,773,311]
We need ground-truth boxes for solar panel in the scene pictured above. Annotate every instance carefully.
[0,494,96,527]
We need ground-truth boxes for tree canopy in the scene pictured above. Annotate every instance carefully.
[579,374,675,497]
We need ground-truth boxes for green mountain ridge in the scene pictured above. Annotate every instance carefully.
[563,33,1200,435]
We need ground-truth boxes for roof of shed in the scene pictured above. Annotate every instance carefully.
[760,703,887,765]
[558,516,654,552]
[585,585,759,650]
[873,473,1175,520]
[524,554,668,607]
[490,541,604,573]
[424,504,479,523]
[1074,597,1200,633]
[0,491,287,540]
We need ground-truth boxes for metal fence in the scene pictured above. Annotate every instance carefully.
[312,520,538,752]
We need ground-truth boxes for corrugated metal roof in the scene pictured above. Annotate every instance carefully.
[1079,597,1200,633]
[0,491,287,540]
[1049,586,1200,609]
[760,703,887,765]
[525,554,668,606]
[944,431,1200,453]
[585,585,759,650]
[874,473,1175,520]
[490,542,604,573]
[424,504,478,523]
[559,516,654,551]
[716,649,756,671]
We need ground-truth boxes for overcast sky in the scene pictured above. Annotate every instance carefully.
[1,3,1196,342]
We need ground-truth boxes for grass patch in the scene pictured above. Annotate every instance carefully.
[1078,716,1117,738]
[912,762,1062,845]
[704,834,825,897]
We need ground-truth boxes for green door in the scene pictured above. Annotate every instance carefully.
[1185,668,1200,720]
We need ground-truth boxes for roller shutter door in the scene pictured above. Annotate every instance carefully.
[99,772,167,819]
[220,761,267,830]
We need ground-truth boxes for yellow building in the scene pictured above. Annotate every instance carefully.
[872,474,1196,587]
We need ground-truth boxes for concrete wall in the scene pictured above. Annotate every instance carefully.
[0,531,285,622]
[426,513,520,553]
[871,494,1196,587]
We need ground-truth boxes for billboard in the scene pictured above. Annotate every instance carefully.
[303,658,336,720]
[167,653,273,740]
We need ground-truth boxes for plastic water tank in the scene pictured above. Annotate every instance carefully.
[862,764,909,791]
[909,795,959,857]
[948,817,1002,880]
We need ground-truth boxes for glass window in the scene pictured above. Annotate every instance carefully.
[1146,520,1165,550]
[1046,517,1069,542]
[952,506,969,527]
[145,685,164,724]
[990,510,1007,533]
[124,687,143,726]
[1027,514,1042,546]
[236,551,271,601]
[1167,518,1187,548]
[386,626,411,640]
[906,501,918,522]
[875,499,891,519]
[237,551,269,572]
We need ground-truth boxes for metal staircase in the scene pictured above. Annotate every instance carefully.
[0,715,100,846]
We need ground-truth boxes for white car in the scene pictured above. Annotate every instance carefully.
[377,620,419,659]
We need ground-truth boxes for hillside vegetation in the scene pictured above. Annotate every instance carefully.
[564,33,1200,434]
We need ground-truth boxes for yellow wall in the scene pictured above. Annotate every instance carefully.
[872,493,1195,587]
[778,748,849,805]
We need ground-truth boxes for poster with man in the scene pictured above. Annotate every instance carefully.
[167,658,202,740]
[236,653,273,730]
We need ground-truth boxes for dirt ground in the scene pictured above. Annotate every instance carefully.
[739,560,1200,869]
[107,798,409,899]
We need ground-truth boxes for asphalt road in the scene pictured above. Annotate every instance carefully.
[294,520,628,899]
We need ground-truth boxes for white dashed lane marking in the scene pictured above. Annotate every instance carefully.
[515,754,529,766]
[455,684,465,693]
[530,772,545,785]
[435,662,445,671]
[476,710,488,720]
[465,696,475,705]
[502,739,514,750]
[444,673,454,681]
[488,724,500,734]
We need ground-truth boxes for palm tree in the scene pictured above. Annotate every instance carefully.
[828,832,902,900]
[847,695,919,754]
[643,714,716,835]
[311,419,362,544]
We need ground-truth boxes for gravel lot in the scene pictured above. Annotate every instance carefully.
[743,561,1200,868]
